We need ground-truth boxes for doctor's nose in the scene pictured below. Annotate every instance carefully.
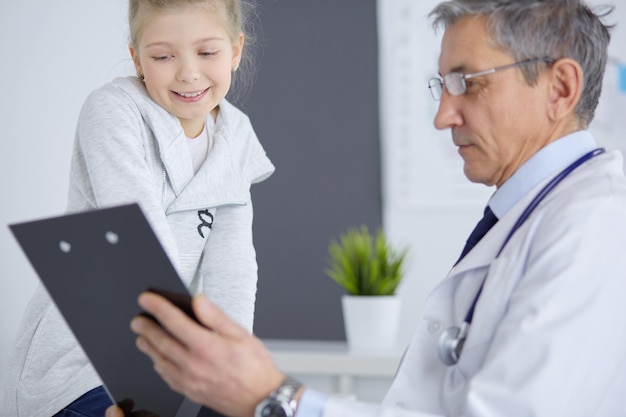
[433,92,463,131]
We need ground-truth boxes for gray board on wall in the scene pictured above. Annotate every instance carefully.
[240,0,382,341]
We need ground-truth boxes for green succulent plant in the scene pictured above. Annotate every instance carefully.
[325,225,408,296]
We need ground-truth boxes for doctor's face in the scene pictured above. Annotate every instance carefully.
[433,16,552,188]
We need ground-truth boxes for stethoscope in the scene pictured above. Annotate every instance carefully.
[438,147,605,366]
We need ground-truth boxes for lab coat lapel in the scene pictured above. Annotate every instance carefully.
[436,177,548,377]
[448,182,542,279]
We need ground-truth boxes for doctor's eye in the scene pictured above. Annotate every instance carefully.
[465,80,478,89]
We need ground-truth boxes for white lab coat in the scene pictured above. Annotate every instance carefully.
[323,151,626,417]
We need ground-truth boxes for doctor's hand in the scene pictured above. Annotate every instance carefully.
[114,292,285,417]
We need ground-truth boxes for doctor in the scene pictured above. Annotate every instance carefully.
[108,0,626,416]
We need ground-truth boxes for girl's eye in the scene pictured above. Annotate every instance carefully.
[152,55,172,61]
[199,51,218,57]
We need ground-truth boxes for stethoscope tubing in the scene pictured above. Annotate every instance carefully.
[441,148,605,365]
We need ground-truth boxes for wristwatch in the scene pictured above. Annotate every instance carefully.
[254,376,303,417]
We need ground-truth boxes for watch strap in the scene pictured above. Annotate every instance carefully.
[255,376,303,417]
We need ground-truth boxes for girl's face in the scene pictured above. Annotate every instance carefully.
[130,5,243,138]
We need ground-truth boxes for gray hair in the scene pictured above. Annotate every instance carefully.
[128,0,260,104]
[429,0,614,127]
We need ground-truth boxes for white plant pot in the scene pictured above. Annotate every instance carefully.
[341,295,402,351]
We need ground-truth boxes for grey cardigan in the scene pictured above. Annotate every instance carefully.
[1,76,274,417]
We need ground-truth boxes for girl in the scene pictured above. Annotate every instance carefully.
[0,0,273,416]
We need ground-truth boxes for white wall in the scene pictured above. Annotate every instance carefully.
[0,0,132,375]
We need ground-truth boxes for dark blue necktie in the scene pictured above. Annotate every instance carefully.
[456,206,498,264]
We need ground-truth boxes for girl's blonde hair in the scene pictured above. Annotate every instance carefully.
[129,0,259,103]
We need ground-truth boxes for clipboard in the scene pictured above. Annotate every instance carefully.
[9,203,224,417]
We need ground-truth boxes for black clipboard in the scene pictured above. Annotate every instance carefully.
[9,203,224,417]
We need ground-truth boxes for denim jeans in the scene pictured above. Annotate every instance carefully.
[51,385,224,417]
[53,386,113,417]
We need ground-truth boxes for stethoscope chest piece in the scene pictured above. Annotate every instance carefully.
[438,322,469,366]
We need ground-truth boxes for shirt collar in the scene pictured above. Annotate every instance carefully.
[489,130,598,219]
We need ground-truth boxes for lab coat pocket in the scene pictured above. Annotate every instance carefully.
[457,255,522,376]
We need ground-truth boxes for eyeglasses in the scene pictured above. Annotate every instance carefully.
[428,57,554,101]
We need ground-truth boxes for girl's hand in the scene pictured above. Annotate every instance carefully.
[105,405,125,417]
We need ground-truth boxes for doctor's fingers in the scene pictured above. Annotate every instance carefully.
[136,333,195,400]
[132,335,184,401]
[132,316,188,373]
[133,311,276,416]
[136,292,249,352]
[135,292,221,349]
[131,317,219,405]
[192,294,250,339]
[133,293,251,365]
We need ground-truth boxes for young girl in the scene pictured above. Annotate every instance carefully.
[0,0,273,416]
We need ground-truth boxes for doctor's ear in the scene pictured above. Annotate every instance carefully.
[546,58,583,123]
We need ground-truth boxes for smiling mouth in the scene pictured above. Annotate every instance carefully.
[175,87,209,98]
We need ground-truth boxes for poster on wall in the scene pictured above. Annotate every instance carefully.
[378,0,495,211]
[591,58,626,168]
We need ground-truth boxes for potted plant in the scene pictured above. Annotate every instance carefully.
[325,225,408,351]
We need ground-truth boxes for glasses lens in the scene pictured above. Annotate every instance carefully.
[428,78,443,101]
[444,73,466,96]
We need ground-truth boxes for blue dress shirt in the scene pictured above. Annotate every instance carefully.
[489,130,597,219]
